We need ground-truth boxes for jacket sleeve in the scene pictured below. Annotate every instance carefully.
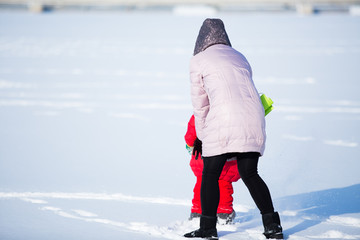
[190,58,209,141]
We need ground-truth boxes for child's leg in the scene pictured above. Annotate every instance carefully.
[191,176,202,214]
[217,179,234,214]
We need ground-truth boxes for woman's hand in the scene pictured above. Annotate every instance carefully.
[192,137,202,160]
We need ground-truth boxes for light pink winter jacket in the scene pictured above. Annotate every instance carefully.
[190,44,266,157]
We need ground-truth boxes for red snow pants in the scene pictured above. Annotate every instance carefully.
[185,115,240,214]
[191,176,235,214]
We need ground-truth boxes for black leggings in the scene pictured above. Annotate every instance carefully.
[201,152,274,217]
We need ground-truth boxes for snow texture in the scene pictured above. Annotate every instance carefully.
[0,10,360,240]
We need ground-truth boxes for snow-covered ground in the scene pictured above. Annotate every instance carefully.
[0,10,359,240]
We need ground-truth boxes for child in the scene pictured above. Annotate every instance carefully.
[185,115,240,224]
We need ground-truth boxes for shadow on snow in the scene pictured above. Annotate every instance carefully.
[227,184,360,239]
[276,183,360,238]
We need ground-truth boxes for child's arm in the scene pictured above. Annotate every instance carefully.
[185,115,197,155]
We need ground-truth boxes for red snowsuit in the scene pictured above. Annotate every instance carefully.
[185,115,241,214]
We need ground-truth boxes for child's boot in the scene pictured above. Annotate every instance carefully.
[262,212,283,239]
[189,212,201,220]
[217,210,236,224]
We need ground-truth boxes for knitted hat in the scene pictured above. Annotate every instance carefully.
[193,18,231,56]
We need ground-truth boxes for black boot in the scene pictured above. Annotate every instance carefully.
[184,215,218,239]
[262,212,283,239]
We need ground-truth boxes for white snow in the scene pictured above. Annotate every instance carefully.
[327,216,360,228]
[323,139,358,148]
[0,10,360,240]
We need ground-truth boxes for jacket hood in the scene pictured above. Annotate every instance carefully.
[193,18,231,56]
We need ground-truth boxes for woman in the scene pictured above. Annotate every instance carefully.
[184,19,283,240]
